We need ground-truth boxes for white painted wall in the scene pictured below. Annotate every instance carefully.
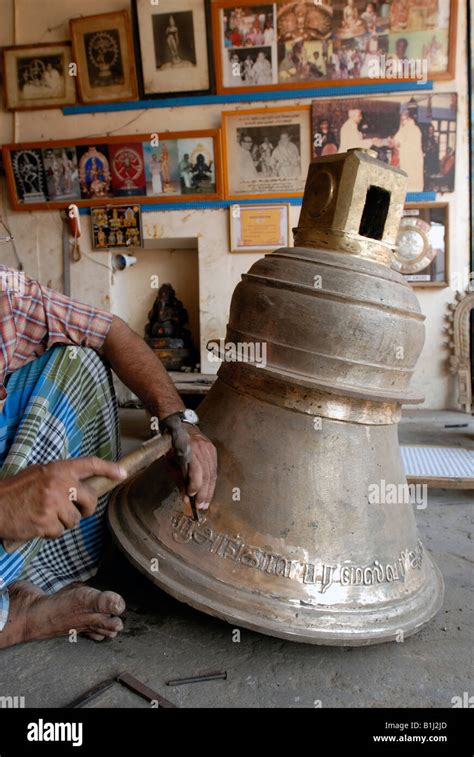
[0,0,470,408]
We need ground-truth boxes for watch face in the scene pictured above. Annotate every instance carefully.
[393,217,436,274]
[183,409,199,425]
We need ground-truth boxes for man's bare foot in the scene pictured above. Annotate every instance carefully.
[0,580,125,649]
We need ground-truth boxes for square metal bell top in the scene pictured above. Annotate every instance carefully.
[295,149,408,265]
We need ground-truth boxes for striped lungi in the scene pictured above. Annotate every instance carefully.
[0,345,120,630]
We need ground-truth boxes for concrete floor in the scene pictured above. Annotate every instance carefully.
[0,409,472,709]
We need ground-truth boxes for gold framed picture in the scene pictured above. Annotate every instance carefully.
[393,202,449,287]
[91,205,143,250]
[70,11,138,104]
[222,105,311,199]
[212,0,457,95]
[2,42,77,111]
[229,203,290,252]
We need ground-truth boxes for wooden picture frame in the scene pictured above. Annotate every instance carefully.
[2,130,223,211]
[394,201,449,287]
[312,92,457,194]
[222,105,311,200]
[2,42,77,111]
[212,0,457,95]
[70,11,138,104]
[229,203,290,252]
[132,0,214,98]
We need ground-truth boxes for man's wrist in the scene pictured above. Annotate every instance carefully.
[159,409,199,434]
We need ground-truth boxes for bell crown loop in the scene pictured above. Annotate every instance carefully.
[294,149,408,267]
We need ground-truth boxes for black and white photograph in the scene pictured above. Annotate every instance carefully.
[226,46,274,86]
[134,0,211,96]
[237,125,301,179]
[70,11,138,104]
[2,42,77,110]
[152,11,196,70]
[223,106,311,197]
[42,146,80,202]
[312,92,457,193]
[84,28,124,88]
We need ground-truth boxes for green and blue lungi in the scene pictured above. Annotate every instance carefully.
[0,345,120,630]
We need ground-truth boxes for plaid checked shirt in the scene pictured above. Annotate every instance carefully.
[0,266,112,406]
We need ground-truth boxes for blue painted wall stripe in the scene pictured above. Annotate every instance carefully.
[64,81,433,116]
[79,192,436,214]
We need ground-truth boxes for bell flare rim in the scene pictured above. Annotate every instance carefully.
[107,494,445,647]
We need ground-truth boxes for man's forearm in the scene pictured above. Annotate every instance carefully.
[101,316,185,421]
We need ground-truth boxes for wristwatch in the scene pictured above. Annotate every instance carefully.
[180,409,199,426]
[159,408,199,434]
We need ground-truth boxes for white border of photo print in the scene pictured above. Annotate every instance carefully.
[221,3,278,87]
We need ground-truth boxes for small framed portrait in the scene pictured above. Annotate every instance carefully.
[222,106,311,199]
[91,205,143,250]
[212,2,278,92]
[143,133,220,198]
[2,42,77,111]
[311,92,457,193]
[70,11,138,104]
[133,0,213,97]
[10,149,47,204]
[42,146,80,202]
[229,203,290,252]
[212,0,456,94]
[76,145,113,200]
[393,202,449,287]
[109,143,146,197]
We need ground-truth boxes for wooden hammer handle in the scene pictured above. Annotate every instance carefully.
[2,434,173,555]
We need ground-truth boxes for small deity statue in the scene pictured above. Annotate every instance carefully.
[144,283,195,369]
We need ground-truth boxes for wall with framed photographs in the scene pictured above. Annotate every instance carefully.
[0,0,470,411]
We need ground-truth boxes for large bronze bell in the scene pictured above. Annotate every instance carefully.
[109,149,444,645]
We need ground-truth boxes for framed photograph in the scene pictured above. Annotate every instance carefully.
[91,205,143,250]
[76,145,113,200]
[109,143,146,197]
[10,149,47,204]
[2,130,223,211]
[70,11,138,104]
[229,203,290,252]
[211,0,456,94]
[393,202,449,287]
[312,92,457,193]
[222,106,311,199]
[2,42,77,111]
[143,134,218,197]
[42,146,81,202]
[133,0,213,97]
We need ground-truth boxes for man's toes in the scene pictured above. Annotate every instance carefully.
[83,632,106,641]
[94,591,126,616]
[75,586,126,616]
[86,614,124,634]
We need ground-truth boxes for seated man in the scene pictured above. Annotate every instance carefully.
[0,266,217,648]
